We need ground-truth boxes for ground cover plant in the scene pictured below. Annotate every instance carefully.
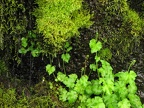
[46,34,144,108]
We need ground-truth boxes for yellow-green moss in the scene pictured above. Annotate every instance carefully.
[94,0,144,62]
[33,0,93,54]
[0,0,27,63]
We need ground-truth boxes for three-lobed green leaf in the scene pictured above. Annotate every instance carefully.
[46,64,55,75]
[89,39,102,53]
[61,53,71,63]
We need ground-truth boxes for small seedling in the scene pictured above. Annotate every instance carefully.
[46,64,55,75]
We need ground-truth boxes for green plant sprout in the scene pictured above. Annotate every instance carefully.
[61,42,72,74]
[128,59,136,72]
[46,64,55,76]
[61,42,72,63]
[19,31,41,57]
[54,36,144,108]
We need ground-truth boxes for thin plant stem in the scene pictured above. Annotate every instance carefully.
[63,61,66,74]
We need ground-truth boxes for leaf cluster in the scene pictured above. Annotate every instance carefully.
[61,42,72,63]
[55,37,144,108]
[19,31,42,57]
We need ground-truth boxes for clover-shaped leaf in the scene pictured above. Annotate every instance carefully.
[95,55,100,63]
[61,53,70,63]
[128,94,143,108]
[63,74,77,88]
[89,39,102,53]
[74,75,88,94]
[90,63,97,71]
[46,64,55,75]
[67,90,78,103]
[115,71,137,84]
[55,72,68,82]
[86,97,105,108]
[118,98,131,108]
[59,87,68,102]
[31,49,41,57]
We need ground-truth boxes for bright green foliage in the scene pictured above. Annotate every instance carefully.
[46,64,55,75]
[86,97,105,108]
[115,71,137,84]
[21,37,28,48]
[90,63,97,71]
[128,94,144,108]
[89,39,102,53]
[33,0,93,53]
[55,38,143,107]
[118,98,131,108]
[61,42,72,63]
[61,53,70,63]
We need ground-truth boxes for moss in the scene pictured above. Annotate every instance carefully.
[0,77,70,108]
[93,0,144,62]
[0,59,8,76]
[33,0,93,54]
[0,0,27,65]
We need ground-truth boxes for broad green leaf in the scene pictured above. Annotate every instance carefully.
[91,80,103,95]
[90,63,97,71]
[28,31,36,38]
[67,90,78,103]
[86,97,105,108]
[89,39,102,53]
[85,82,93,95]
[115,71,137,84]
[63,74,77,88]
[31,49,40,57]
[79,95,89,103]
[59,87,68,102]
[61,53,70,63]
[46,64,55,75]
[118,98,131,108]
[74,75,89,94]
[55,72,67,82]
[99,78,114,95]
[98,60,113,77]
[114,81,128,100]
[21,37,28,48]
[128,81,137,94]
[95,55,100,62]
[128,94,143,108]
[103,94,118,108]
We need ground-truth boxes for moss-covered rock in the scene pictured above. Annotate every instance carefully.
[33,0,93,54]
[92,0,144,62]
